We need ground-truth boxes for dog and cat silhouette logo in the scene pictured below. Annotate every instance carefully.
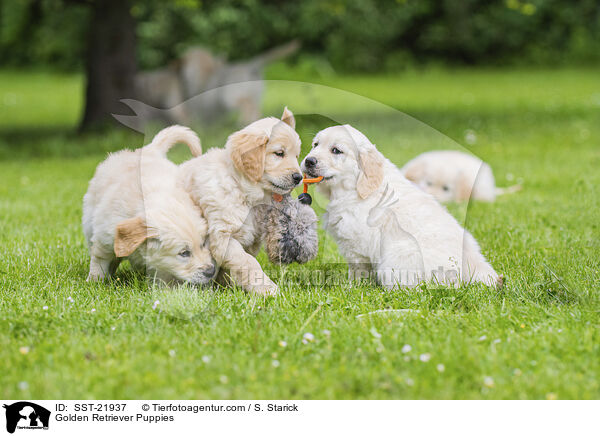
[3,402,50,433]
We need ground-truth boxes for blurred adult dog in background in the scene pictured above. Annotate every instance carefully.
[133,41,299,127]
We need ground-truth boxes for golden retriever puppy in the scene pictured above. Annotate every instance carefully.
[301,125,501,289]
[402,150,520,203]
[83,126,216,285]
[178,108,303,296]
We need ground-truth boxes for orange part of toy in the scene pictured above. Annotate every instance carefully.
[272,175,323,201]
[302,175,324,193]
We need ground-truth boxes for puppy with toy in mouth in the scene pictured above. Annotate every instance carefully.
[178,108,303,296]
[83,126,216,286]
[301,125,502,289]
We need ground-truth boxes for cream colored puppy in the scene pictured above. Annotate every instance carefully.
[302,125,501,289]
[402,150,520,203]
[83,126,216,285]
[178,108,302,296]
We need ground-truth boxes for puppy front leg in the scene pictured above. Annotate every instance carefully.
[376,254,425,290]
[87,245,117,281]
[347,254,372,285]
[211,232,278,296]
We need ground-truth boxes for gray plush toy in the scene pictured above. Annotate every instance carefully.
[256,194,319,265]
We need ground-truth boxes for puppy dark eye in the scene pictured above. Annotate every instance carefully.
[331,147,342,154]
[313,141,319,148]
[443,185,450,191]
[178,249,191,258]
[274,151,284,157]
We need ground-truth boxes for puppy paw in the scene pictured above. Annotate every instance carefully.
[496,274,505,290]
[250,283,279,297]
[86,272,101,282]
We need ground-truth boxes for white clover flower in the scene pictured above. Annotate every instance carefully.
[322,329,331,337]
[278,340,287,348]
[493,339,501,344]
[483,376,495,388]
[478,335,487,341]
[302,332,315,343]
[18,381,29,391]
[152,300,160,310]
[465,129,477,145]
[90,308,96,313]
[42,306,48,311]
[436,364,445,372]
[405,378,414,386]
[401,344,412,353]
[419,353,431,362]
[19,346,30,355]
[219,375,229,384]
[67,296,74,303]
[201,355,211,364]
[271,360,280,368]
[168,349,176,357]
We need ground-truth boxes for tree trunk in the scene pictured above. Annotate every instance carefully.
[79,0,137,131]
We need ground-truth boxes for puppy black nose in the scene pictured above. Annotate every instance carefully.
[292,172,303,185]
[305,157,317,168]
[202,264,216,278]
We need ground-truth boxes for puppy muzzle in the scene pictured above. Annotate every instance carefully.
[268,172,303,193]
[301,160,331,180]
[301,157,320,178]
[191,264,216,286]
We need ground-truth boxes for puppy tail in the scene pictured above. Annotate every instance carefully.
[495,184,522,196]
[145,125,202,158]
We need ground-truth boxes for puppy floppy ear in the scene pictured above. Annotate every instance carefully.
[281,106,295,129]
[229,131,269,182]
[455,171,472,202]
[402,160,425,182]
[357,148,384,199]
[114,217,157,257]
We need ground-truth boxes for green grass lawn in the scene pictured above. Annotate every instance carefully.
[0,67,599,399]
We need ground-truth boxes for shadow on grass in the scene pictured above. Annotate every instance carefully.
[0,125,143,160]
[2,104,594,161]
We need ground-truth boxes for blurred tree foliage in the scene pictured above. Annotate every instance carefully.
[1,0,599,72]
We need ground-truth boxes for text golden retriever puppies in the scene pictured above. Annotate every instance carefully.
[402,150,521,203]
[301,125,501,289]
[83,126,215,285]
[178,108,303,296]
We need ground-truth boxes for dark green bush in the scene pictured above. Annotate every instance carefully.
[1,0,599,72]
